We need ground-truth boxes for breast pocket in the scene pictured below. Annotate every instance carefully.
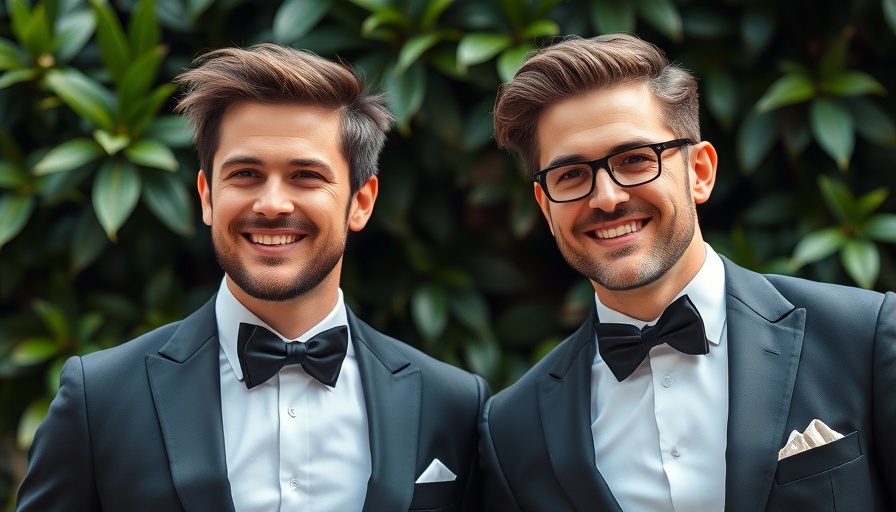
[409,480,459,512]
[774,430,861,485]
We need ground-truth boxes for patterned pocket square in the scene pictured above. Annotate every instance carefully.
[778,419,844,461]
[415,458,456,483]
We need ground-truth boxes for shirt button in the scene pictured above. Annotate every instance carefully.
[289,478,299,491]
[661,374,673,388]
[671,447,680,458]
[288,405,297,417]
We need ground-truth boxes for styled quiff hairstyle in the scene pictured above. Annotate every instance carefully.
[493,33,700,177]
[174,43,393,193]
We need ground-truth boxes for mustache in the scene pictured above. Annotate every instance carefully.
[572,205,651,233]
[232,217,317,233]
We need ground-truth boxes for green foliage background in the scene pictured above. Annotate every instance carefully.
[2,0,896,506]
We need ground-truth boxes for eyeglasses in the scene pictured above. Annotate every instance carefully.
[534,139,694,203]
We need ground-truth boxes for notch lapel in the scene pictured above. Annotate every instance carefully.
[538,309,622,512]
[146,298,235,512]
[348,309,421,512]
[721,258,805,512]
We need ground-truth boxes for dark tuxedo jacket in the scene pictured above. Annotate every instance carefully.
[480,257,896,511]
[17,297,488,512]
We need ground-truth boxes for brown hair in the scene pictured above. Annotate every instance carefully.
[174,43,393,193]
[493,33,699,176]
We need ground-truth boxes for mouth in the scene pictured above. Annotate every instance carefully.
[590,220,644,240]
[246,233,301,245]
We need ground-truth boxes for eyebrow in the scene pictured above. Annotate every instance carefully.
[543,137,658,169]
[219,155,335,174]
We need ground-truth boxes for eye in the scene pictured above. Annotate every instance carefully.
[293,170,325,180]
[555,166,590,182]
[228,169,259,179]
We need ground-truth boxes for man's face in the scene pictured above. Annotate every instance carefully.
[534,83,712,294]
[197,102,376,303]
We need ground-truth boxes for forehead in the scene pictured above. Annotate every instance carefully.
[535,83,672,168]
[213,102,345,172]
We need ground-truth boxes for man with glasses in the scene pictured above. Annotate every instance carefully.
[480,33,895,511]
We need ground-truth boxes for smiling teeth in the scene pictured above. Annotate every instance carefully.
[596,221,642,239]
[251,234,297,245]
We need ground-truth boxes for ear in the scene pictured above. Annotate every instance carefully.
[690,141,717,205]
[197,170,212,226]
[533,182,555,236]
[348,176,378,232]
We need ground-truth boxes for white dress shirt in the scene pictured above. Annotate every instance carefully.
[215,279,371,512]
[591,244,729,511]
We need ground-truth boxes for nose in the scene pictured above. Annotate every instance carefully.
[253,178,295,217]
[587,167,629,212]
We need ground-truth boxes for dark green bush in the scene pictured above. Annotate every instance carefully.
[2,0,895,507]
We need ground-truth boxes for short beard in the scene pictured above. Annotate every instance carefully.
[212,217,347,302]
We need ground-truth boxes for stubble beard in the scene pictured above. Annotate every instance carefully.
[212,218,348,302]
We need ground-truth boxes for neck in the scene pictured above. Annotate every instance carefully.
[595,239,707,321]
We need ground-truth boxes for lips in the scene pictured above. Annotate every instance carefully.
[592,220,643,240]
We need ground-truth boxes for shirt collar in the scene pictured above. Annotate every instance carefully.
[594,243,727,345]
[215,278,353,381]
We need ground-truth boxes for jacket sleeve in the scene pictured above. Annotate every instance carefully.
[17,356,100,512]
[479,396,522,512]
[873,291,896,506]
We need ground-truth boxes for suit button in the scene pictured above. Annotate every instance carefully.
[671,447,680,458]
[661,374,673,388]
[289,478,299,491]
[288,405,297,417]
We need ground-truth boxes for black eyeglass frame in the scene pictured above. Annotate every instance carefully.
[533,138,694,203]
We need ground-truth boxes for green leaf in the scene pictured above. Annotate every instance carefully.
[791,227,845,267]
[420,0,453,29]
[124,139,178,171]
[383,61,425,132]
[0,194,34,249]
[856,187,888,217]
[841,239,879,289]
[17,398,50,450]
[93,159,141,241]
[411,283,449,342]
[186,0,216,19]
[93,129,130,155]
[457,33,512,68]
[756,73,815,112]
[118,47,165,118]
[737,109,779,174]
[53,9,95,63]
[360,8,408,37]
[705,70,738,130]
[450,289,490,333]
[817,175,855,224]
[397,32,443,74]
[91,0,131,86]
[463,335,500,382]
[126,83,176,134]
[8,0,32,44]
[522,19,559,38]
[0,38,24,70]
[864,213,896,242]
[128,0,158,57]
[142,115,193,148]
[11,338,60,365]
[43,68,115,130]
[820,71,886,97]
[141,170,194,236]
[33,138,105,175]
[273,0,332,44]
[20,4,53,59]
[589,0,636,34]
[741,9,776,58]
[885,0,896,37]
[33,299,69,341]
[637,0,683,42]
[71,206,108,273]
[809,98,854,170]
[0,68,40,89]
[0,161,27,188]
[497,43,534,83]
[848,98,896,147]
[77,312,104,343]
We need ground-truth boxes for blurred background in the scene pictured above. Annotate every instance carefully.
[2,0,895,507]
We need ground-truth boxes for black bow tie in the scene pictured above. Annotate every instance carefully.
[595,294,710,382]
[236,323,349,389]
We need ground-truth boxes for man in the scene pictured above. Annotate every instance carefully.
[480,33,895,511]
[18,43,487,512]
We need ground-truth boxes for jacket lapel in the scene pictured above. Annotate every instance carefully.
[347,309,421,512]
[145,297,235,512]
[721,258,805,512]
[538,308,622,512]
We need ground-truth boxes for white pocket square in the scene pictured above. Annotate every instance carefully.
[414,458,456,484]
[778,419,844,461]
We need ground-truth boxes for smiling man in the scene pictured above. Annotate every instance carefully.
[479,34,896,511]
[18,44,487,512]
